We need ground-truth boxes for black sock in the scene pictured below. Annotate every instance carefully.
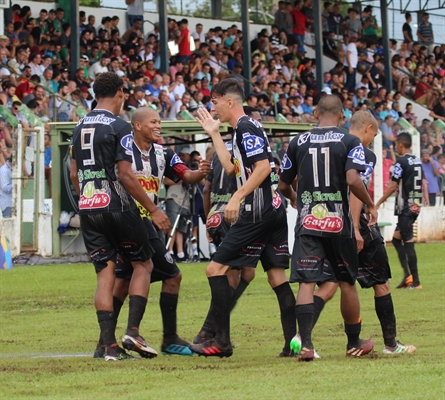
[295,303,314,349]
[229,278,249,312]
[312,295,325,329]
[375,294,397,347]
[208,275,232,346]
[404,242,420,285]
[127,295,147,335]
[200,302,217,335]
[392,238,410,278]
[97,310,117,347]
[113,296,124,322]
[345,321,361,348]
[160,292,178,340]
[273,282,297,351]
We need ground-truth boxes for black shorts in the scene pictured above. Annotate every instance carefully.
[357,228,391,289]
[165,199,191,234]
[290,235,358,285]
[115,219,181,282]
[212,206,289,271]
[80,208,153,274]
[395,212,418,242]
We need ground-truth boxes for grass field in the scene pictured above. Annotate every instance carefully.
[0,243,444,399]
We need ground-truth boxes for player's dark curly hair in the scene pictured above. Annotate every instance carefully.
[93,72,123,99]
[211,77,244,103]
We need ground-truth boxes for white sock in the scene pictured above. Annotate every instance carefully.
[177,252,185,258]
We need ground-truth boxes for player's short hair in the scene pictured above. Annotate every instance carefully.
[243,106,260,116]
[93,72,123,99]
[316,95,342,117]
[211,77,244,103]
[396,132,412,149]
[131,106,158,125]
[350,110,378,132]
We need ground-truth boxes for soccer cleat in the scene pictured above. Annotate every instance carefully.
[346,338,375,357]
[298,347,314,362]
[161,337,194,356]
[383,341,417,354]
[405,283,422,290]
[104,346,136,361]
[396,275,413,289]
[277,349,298,358]
[190,339,233,358]
[193,330,215,344]
[93,342,105,359]
[122,334,158,358]
[290,334,321,359]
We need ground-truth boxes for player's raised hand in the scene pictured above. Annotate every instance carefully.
[365,205,378,227]
[151,208,171,234]
[196,107,220,137]
[224,196,241,224]
[198,158,211,176]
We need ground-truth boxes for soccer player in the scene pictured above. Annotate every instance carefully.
[376,132,423,289]
[70,72,170,361]
[191,78,295,358]
[278,95,377,361]
[349,111,417,354]
[94,107,211,358]
[193,106,260,346]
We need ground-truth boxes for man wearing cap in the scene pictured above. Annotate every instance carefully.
[89,53,111,81]
[124,86,145,110]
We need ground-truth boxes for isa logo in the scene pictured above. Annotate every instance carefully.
[392,163,403,179]
[242,135,264,157]
[121,134,134,155]
[281,153,292,170]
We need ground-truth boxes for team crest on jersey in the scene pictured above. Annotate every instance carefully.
[120,134,134,155]
[392,163,403,179]
[170,153,183,167]
[303,204,343,233]
[281,153,292,170]
[242,134,264,157]
[233,158,241,177]
[347,144,366,165]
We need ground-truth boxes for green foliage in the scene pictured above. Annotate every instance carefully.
[0,243,443,399]
[79,0,101,6]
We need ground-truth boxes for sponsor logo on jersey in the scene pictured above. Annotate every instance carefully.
[410,203,421,214]
[78,168,106,183]
[233,158,241,177]
[297,132,310,146]
[393,163,403,179]
[313,191,342,201]
[272,190,282,209]
[242,134,264,157]
[206,213,222,229]
[303,204,343,233]
[137,176,160,194]
[348,144,366,165]
[78,114,116,126]
[120,134,134,155]
[79,193,111,209]
[170,153,183,167]
[310,131,344,143]
[281,153,292,170]
[301,191,312,204]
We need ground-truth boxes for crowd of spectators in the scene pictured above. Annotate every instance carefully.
[0,2,444,205]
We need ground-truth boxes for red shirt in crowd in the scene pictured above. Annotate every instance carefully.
[291,9,307,35]
[179,28,191,57]
[414,81,429,100]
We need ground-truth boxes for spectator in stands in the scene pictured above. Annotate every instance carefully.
[0,155,12,218]
[345,8,361,39]
[417,13,434,53]
[430,96,445,122]
[328,3,344,36]
[178,19,192,64]
[321,2,332,36]
[192,23,205,45]
[88,53,110,81]
[291,1,308,52]
[403,12,413,43]
[126,0,144,33]
[421,149,441,206]
[274,1,292,35]
[382,146,396,192]
[380,115,396,149]
[343,35,358,91]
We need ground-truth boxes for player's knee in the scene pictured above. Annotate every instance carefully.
[206,261,228,277]
[163,273,182,293]
[267,267,287,288]
[317,282,338,302]
[373,282,390,297]
[241,267,255,283]
[113,278,130,300]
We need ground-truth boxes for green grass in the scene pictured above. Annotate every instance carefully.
[0,243,444,399]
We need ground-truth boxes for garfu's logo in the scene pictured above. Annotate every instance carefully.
[79,193,110,209]
[302,204,343,233]
[206,213,222,229]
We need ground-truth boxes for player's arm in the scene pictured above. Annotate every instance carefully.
[69,158,80,195]
[203,179,211,217]
[196,107,235,176]
[350,193,364,253]
[117,160,170,233]
[376,180,397,208]
[182,157,211,184]
[346,169,377,226]
[225,158,271,223]
[278,179,297,208]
